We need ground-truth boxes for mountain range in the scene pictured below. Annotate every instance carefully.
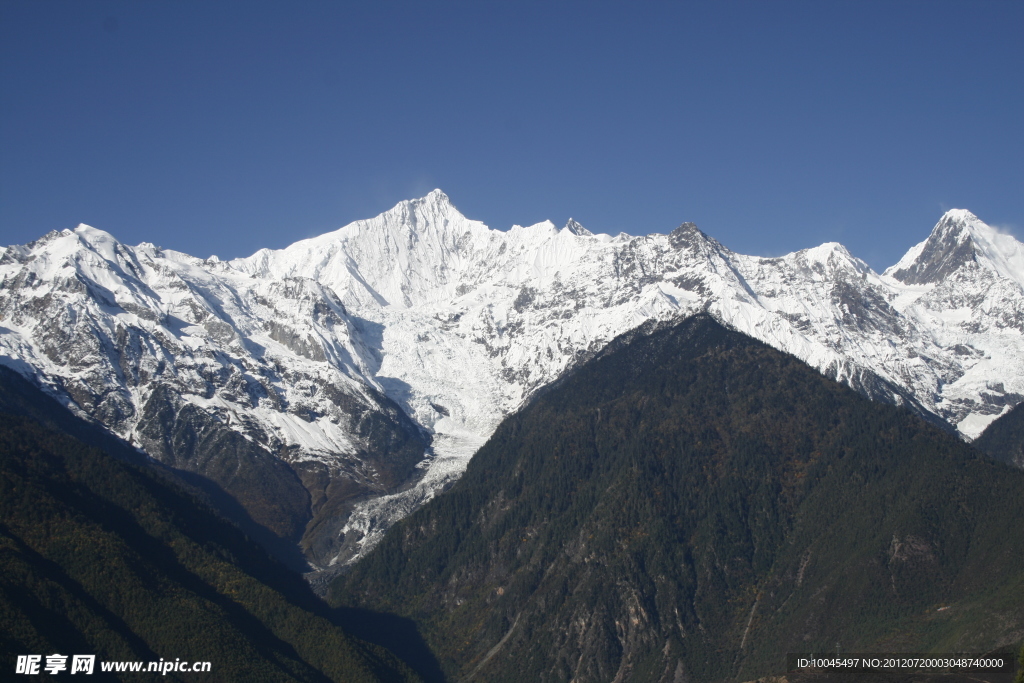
[331,314,1024,683]
[3,191,1024,568]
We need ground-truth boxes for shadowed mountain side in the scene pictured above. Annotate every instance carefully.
[0,378,422,681]
[132,379,431,570]
[974,402,1024,469]
[0,365,310,570]
[0,365,152,469]
[331,314,1024,683]
[334,607,448,683]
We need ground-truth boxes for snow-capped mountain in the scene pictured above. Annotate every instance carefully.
[881,209,1024,435]
[3,192,1023,567]
[0,225,429,567]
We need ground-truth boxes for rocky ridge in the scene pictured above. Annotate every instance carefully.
[3,192,1023,565]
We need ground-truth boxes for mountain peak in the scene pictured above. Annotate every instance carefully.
[73,223,119,243]
[563,218,592,236]
[402,188,454,214]
[930,209,986,245]
[885,209,983,284]
[668,221,723,254]
[885,210,1024,289]
[382,189,464,229]
[419,188,450,205]
[940,207,980,224]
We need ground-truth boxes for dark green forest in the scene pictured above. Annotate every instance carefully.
[0,370,420,683]
[974,401,1024,469]
[332,314,1024,683]
[5,313,1024,682]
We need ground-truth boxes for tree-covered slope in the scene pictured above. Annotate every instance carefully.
[974,402,1024,469]
[0,373,420,682]
[331,314,1024,683]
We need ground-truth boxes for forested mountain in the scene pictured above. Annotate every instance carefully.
[0,369,420,683]
[974,402,1024,469]
[6,194,1024,566]
[332,314,1024,683]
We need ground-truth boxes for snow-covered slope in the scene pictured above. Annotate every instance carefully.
[4,192,1023,566]
[882,210,1024,436]
[0,224,429,567]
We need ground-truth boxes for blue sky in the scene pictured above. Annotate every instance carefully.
[1,0,1021,271]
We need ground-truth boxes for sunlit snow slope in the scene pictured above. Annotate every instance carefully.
[4,191,1023,566]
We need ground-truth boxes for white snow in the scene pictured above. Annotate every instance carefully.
[5,195,1024,565]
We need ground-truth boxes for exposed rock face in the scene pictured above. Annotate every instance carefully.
[0,226,428,568]
[887,211,983,285]
[4,193,1024,564]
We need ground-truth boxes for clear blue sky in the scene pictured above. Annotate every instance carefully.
[1,0,1021,271]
